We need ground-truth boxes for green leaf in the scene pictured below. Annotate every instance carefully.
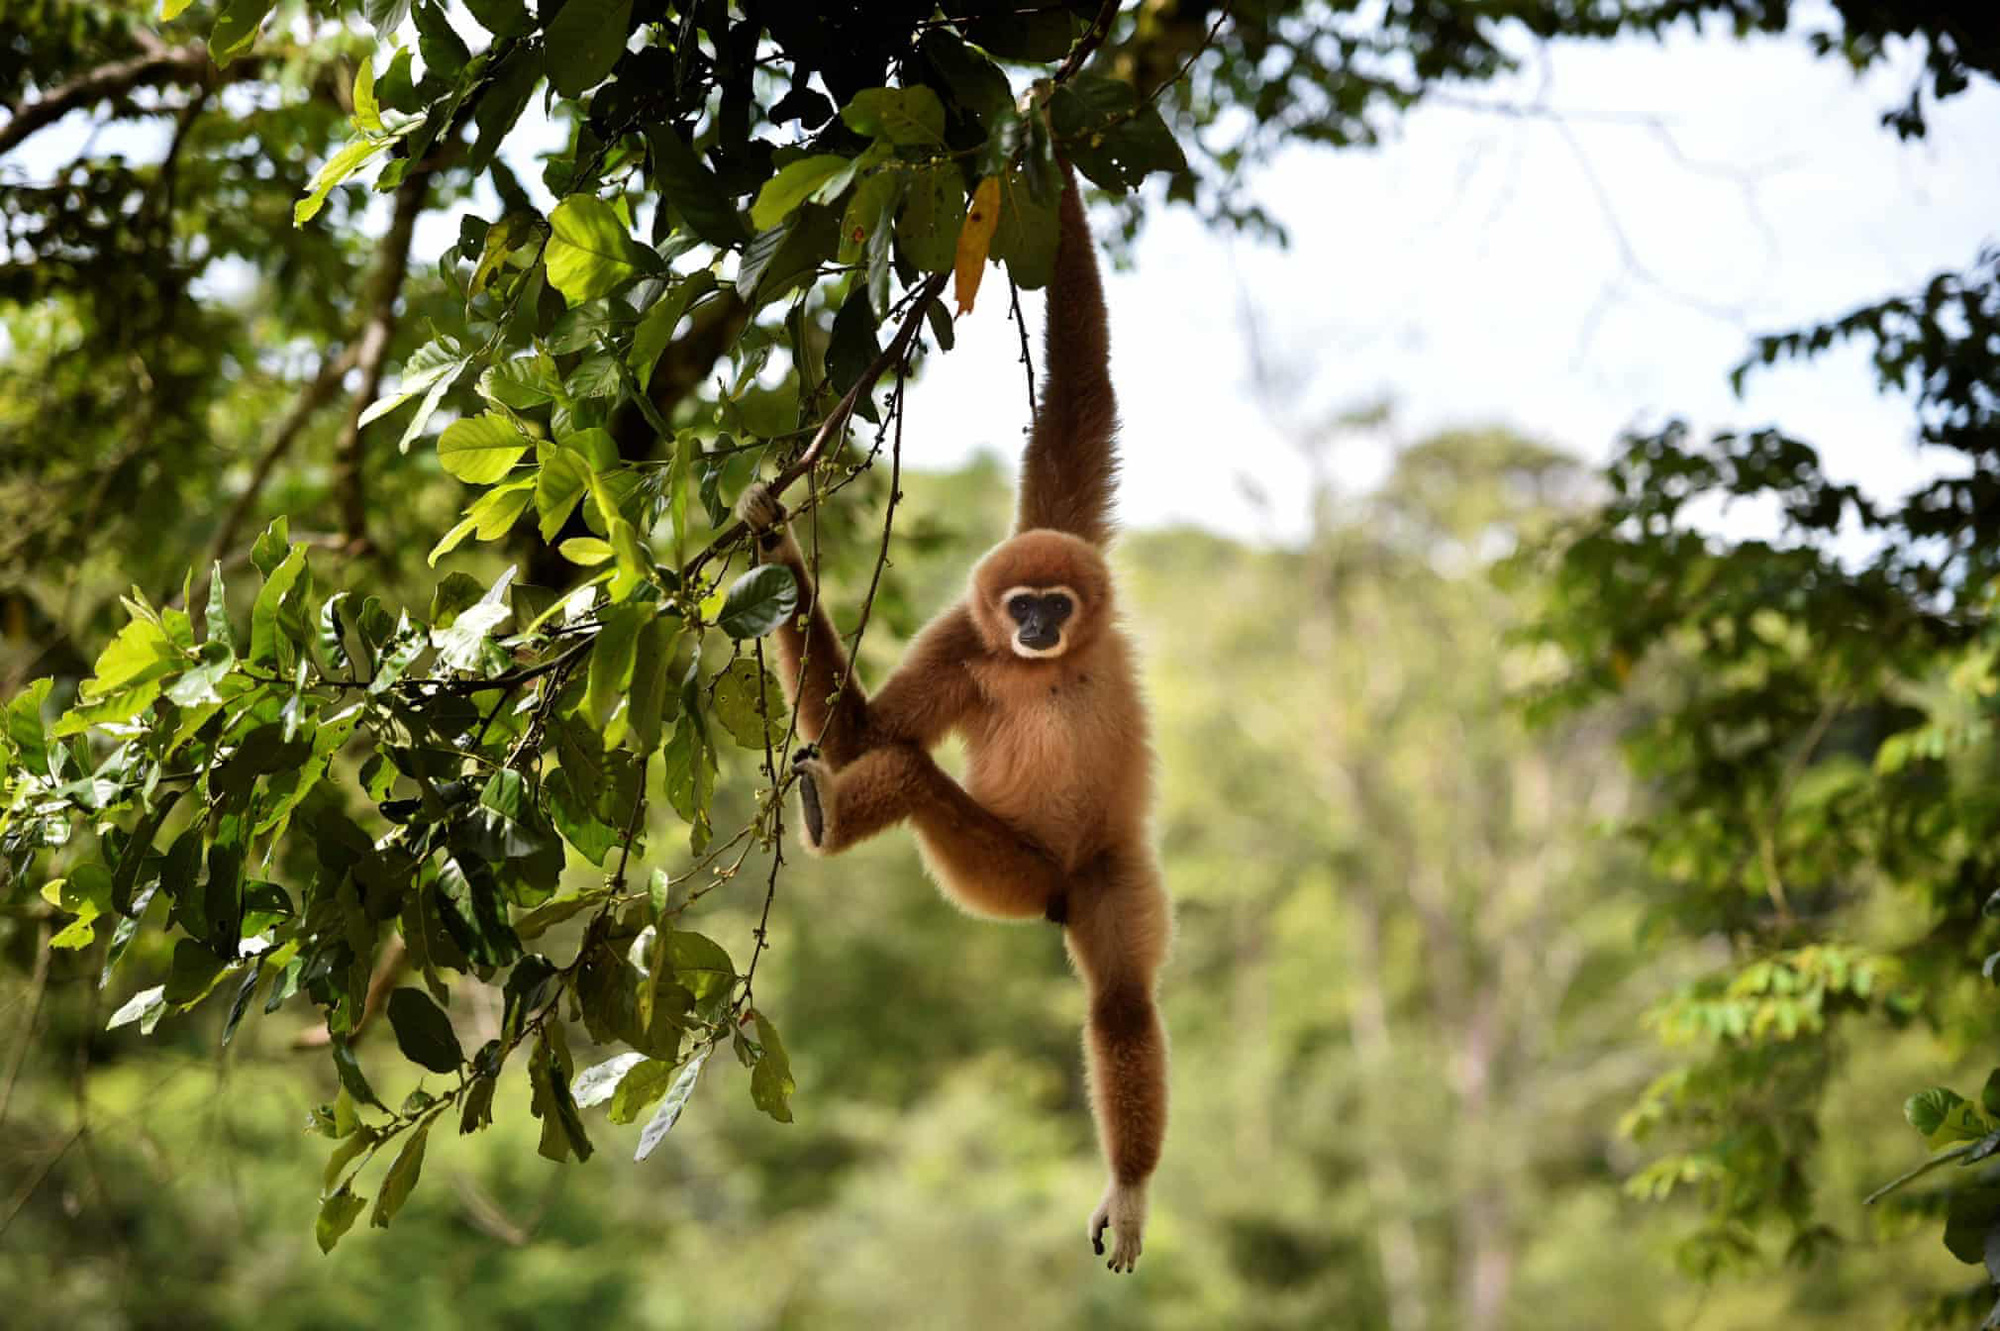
[631,271,716,391]
[666,930,736,1013]
[607,1057,675,1124]
[466,57,532,171]
[634,1044,710,1160]
[717,565,799,639]
[917,30,1011,121]
[108,984,166,1031]
[990,168,1059,290]
[209,0,277,66]
[370,1121,431,1228]
[646,128,747,246]
[586,602,651,730]
[161,0,194,19]
[627,616,675,756]
[546,194,642,305]
[431,566,515,671]
[163,938,229,1007]
[331,1036,385,1108]
[545,0,631,96]
[386,989,464,1074]
[1945,1188,2000,1265]
[750,155,849,233]
[412,0,468,77]
[534,446,594,540]
[709,658,783,750]
[248,542,309,668]
[841,87,946,146]
[316,1186,368,1253]
[748,1012,795,1123]
[351,55,382,133]
[661,712,715,853]
[438,414,530,483]
[559,537,614,566]
[1908,1087,1991,1149]
[294,136,388,226]
[80,614,180,699]
[896,163,966,273]
[572,1052,646,1109]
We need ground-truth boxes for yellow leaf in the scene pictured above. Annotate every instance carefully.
[953,176,1001,316]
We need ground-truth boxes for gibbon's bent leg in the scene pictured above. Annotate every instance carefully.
[735,483,870,767]
[789,744,1067,920]
[1064,851,1173,1273]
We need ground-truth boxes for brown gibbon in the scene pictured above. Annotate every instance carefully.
[732,171,1170,1273]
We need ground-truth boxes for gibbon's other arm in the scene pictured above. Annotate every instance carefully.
[735,483,872,766]
[734,483,982,760]
[1015,169,1119,548]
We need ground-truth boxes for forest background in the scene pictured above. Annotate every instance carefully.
[4,2,1999,1328]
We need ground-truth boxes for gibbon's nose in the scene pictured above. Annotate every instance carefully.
[1018,623,1062,651]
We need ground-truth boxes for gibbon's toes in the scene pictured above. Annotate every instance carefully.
[733,481,785,534]
[1090,1186,1145,1273]
[793,757,831,853]
[789,743,820,769]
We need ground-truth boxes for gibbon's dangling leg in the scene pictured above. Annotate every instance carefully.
[1065,850,1172,1274]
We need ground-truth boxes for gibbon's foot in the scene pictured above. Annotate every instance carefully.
[734,482,786,549]
[792,754,833,853]
[1090,1183,1147,1273]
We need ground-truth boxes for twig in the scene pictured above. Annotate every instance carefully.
[1008,279,1037,420]
[0,919,53,1130]
[683,269,946,584]
[1055,0,1123,84]
[331,169,430,557]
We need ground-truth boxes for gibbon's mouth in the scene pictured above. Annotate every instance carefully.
[1013,630,1065,658]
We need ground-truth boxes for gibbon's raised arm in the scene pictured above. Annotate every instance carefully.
[1015,171,1120,548]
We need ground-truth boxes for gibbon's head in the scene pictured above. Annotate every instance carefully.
[970,529,1113,662]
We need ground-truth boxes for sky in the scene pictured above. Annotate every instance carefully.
[8,10,1997,545]
[918,20,2000,541]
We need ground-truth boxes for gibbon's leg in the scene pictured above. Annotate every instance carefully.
[1064,851,1173,1273]
[735,483,870,766]
[791,746,1067,921]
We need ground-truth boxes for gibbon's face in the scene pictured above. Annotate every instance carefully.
[1002,585,1078,658]
[971,529,1112,662]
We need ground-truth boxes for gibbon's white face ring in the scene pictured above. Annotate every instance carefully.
[1001,584,1079,659]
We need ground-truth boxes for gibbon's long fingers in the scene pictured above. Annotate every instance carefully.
[1015,168,1119,547]
[736,485,869,766]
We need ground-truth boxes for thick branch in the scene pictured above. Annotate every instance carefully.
[331,170,430,557]
[0,44,221,159]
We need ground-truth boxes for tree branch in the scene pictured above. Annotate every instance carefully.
[684,270,947,583]
[331,169,430,557]
[0,44,221,159]
[193,344,361,609]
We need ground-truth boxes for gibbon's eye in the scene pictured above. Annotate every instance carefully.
[1042,593,1074,625]
[1008,595,1037,625]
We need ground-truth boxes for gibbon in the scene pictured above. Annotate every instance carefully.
[733,171,1170,1273]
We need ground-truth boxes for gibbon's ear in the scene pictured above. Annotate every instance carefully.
[1015,168,1119,547]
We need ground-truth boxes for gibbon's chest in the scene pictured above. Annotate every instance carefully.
[962,656,1140,864]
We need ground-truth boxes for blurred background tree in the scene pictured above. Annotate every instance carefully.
[4,0,1999,1326]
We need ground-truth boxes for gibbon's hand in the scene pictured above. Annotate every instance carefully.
[734,481,788,551]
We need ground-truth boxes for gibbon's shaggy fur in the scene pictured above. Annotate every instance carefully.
[732,172,1170,1274]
